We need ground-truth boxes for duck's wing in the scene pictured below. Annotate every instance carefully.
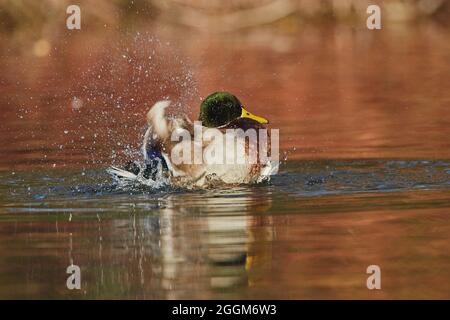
[107,101,194,184]
[142,100,170,159]
[144,100,193,152]
[142,100,196,176]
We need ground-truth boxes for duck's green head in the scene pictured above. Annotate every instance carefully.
[199,92,268,128]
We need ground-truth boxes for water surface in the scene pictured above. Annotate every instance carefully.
[1,23,450,299]
[0,160,449,299]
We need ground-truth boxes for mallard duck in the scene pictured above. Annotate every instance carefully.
[109,92,278,187]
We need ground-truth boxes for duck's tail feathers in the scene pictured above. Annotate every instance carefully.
[106,166,138,181]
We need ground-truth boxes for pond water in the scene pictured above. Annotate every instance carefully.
[0,160,449,299]
[0,23,449,299]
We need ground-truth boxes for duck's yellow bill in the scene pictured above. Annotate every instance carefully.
[241,107,269,124]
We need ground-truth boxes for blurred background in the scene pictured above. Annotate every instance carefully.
[1,0,450,170]
[2,0,449,33]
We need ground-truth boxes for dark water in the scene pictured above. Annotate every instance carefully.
[1,23,450,298]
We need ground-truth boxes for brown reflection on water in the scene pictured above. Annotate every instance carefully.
[0,189,449,299]
[1,24,450,171]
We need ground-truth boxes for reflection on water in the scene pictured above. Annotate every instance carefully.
[0,160,449,299]
[1,24,450,170]
[0,187,273,299]
[1,12,450,299]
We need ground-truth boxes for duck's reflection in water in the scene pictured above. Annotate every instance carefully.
[114,189,275,299]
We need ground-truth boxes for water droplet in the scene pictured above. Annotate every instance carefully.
[71,97,83,110]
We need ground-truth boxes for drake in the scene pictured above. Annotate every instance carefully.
[108,92,278,187]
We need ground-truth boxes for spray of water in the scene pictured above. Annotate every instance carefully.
[59,32,199,170]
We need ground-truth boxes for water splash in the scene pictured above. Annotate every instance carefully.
[57,32,200,169]
[107,160,170,191]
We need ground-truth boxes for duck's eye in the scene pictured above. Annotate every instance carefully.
[246,113,250,116]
